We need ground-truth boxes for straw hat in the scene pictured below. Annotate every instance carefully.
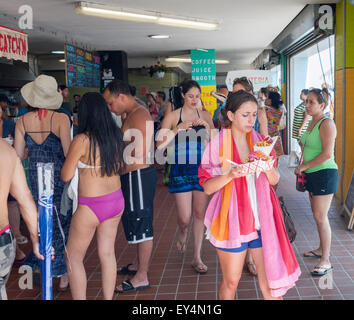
[21,75,63,110]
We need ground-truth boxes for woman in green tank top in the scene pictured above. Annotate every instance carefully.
[294,88,338,277]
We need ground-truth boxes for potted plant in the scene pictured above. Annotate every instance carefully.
[148,63,168,78]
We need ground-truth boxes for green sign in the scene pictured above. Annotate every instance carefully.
[191,49,216,86]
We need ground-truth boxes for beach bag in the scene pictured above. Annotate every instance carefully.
[279,196,297,243]
[295,147,307,192]
[296,172,307,192]
[278,110,286,130]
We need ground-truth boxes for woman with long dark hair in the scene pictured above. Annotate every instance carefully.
[61,92,125,299]
[156,80,214,273]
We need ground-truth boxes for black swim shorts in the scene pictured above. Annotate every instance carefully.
[305,168,338,196]
[120,166,157,244]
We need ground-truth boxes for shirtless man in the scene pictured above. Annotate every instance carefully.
[0,140,44,300]
[103,80,157,294]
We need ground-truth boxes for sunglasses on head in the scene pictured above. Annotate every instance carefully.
[234,77,252,86]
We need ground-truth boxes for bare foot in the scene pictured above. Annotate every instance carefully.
[59,275,69,291]
[176,229,188,254]
[246,261,257,276]
[176,240,186,254]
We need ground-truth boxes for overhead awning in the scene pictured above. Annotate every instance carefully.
[0,25,28,63]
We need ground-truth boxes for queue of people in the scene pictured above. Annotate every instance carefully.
[0,73,338,301]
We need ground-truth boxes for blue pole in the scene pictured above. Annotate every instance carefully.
[37,163,54,300]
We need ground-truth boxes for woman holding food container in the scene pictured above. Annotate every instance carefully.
[198,90,300,300]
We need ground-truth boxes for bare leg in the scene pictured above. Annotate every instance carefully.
[7,201,26,240]
[309,193,333,269]
[251,247,282,300]
[131,240,153,287]
[191,190,208,272]
[216,248,247,300]
[96,213,122,300]
[115,240,153,291]
[65,205,98,300]
[245,250,257,276]
[8,201,26,260]
[174,192,192,253]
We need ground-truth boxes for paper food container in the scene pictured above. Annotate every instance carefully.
[254,136,278,156]
[226,158,275,177]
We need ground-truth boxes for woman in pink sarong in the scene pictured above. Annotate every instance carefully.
[198,91,300,300]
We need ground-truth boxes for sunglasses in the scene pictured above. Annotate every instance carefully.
[233,77,252,86]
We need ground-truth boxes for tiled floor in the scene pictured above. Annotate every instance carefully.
[5,156,354,300]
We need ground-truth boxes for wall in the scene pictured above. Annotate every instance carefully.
[128,69,182,101]
[335,0,354,206]
[41,70,99,106]
[42,68,183,104]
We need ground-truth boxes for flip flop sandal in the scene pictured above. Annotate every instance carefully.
[114,280,151,293]
[16,235,28,245]
[310,265,333,277]
[303,250,322,258]
[117,263,137,275]
[191,262,208,274]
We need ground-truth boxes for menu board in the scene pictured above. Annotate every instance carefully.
[64,44,100,88]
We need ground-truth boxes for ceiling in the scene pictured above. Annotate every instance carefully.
[0,0,337,72]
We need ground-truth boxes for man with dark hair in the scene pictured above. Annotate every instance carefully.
[0,94,10,120]
[0,140,45,300]
[73,94,81,114]
[103,80,157,294]
[129,85,147,108]
[156,91,168,123]
[58,85,73,115]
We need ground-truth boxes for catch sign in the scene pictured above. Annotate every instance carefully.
[0,25,28,62]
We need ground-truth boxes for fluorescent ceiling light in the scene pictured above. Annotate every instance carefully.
[148,35,170,39]
[52,51,65,54]
[59,59,66,63]
[75,2,219,31]
[165,57,229,64]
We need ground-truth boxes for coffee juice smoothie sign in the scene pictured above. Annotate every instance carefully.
[191,49,217,116]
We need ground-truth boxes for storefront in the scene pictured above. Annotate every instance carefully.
[0,25,34,119]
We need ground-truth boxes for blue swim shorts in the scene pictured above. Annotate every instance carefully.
[215,230,262,253]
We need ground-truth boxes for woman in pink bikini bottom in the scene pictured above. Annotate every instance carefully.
[62,92,125,300]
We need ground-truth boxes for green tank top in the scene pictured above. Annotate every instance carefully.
[300,117,337,173]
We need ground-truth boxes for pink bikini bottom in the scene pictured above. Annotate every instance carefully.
[78,189,124,223]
